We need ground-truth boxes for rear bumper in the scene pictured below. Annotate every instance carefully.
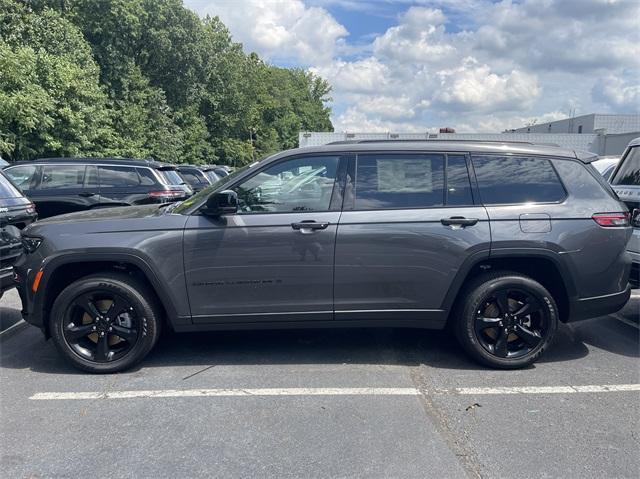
[567,286,631,322]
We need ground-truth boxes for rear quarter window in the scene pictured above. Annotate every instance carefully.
[99,166,141,187]
[472,156,566,205]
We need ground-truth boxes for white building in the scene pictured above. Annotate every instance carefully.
[510,113,640,135]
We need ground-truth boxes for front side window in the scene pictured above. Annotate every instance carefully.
[99,166,141,188]
[472,156,566,205]
[39,165,85,189]
[611,146,640,186]
[4,165,37,189]
[234,156,339,213]
[354,154,445,209]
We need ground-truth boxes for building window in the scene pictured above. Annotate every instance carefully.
[578,125,583,134]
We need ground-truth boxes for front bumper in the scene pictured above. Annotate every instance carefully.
[567,286,631,322]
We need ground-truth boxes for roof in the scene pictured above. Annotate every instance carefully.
[6,157,179,169]
[278,140,597,163]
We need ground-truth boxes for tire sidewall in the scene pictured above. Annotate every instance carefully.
[458,275,558,369]
[50,276,158,373]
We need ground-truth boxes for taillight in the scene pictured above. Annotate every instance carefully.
[592,212,630,227]
[149,190,185,199]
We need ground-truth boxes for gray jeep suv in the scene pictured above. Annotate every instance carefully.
[14,140,632,373]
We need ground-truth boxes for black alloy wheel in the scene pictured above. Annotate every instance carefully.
[62,290,141,363]
[474,288,549,359]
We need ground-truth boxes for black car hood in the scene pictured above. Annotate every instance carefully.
[36,204,170,224]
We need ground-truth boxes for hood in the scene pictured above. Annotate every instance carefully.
[36,204,169,225]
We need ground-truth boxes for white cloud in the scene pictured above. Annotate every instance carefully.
[592,76,640,110]
[186,0,640,133]
[185,0,347,65]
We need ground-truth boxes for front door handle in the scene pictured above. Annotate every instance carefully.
[441,216,479,227]
[78,192,96,197]
[291,220,330,231]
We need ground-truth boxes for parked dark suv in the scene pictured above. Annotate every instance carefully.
[3,158,192,219]
[176,165,212,193]
[14,141,631,372]
[0,170,37,298]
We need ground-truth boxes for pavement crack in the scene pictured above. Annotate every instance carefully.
[182,364,215,381]
[409,366,484,479]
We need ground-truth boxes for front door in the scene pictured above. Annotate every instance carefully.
[183,154,347,323]
[334,152,491,324]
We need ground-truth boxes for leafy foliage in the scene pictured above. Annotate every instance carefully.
[0,0,333,164]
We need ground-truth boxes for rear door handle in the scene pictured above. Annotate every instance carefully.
[291,220,330,231]
[441,217,479,227]
[78,192,96,197]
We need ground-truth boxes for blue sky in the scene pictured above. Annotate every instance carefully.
[185,0,640,132]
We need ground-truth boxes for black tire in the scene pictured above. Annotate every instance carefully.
[50,272,162,373]
[453,271,558,369]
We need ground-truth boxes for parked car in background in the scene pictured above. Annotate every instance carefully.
[610,137,640,288]
[14,140,631,373]
[3,158,192,219]
[0,170,37,299]
[176,165,211,193]
[0,157,8,167]
[593,156,620,181]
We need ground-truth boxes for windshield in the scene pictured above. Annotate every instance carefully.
[173,163,254,213]
[611,146,640,186]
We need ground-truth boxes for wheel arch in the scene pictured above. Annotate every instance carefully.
[442,249,576,325]
[37,251,178,337]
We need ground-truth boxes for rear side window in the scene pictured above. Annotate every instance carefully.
[180,170,206,186]
[136,168,158,186]
[40,165,85,189]
[472,156,565,205]
[4,165,37,189]
[99,166,140,187]
[354,154,445,209]
[611,146,640,186]
[0,173,22,198]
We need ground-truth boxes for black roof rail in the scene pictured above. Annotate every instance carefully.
[326,139,560,147]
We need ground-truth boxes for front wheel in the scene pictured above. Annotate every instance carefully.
[453,272,558,369]
[50,273,161,373]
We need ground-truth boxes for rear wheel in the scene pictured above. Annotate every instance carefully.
[50,273,161,373]
[453,272,558,369]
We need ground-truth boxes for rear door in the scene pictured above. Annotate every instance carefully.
[334,152,491,324]
[30,164,99,218]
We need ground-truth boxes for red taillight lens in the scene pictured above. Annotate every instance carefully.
[149,190,184,199]
[592,212,630,227]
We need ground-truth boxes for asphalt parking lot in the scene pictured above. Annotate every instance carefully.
[1,288,638,478]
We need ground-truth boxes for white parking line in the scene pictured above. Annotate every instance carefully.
[29,384,640,400]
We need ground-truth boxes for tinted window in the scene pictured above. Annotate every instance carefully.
[160,169,184,185]
[86,166,98,186]
[446,155,473,205]
[4,165,37,189]
[137,168,157,186]
[0,173,22,198]
[204,170,221,183]
[472,156,565,204]
[180,171,205,186]
[99,166,140,187]
[354,154,444,209]
[235,156,339,213]
[40,165,85,189]
[612,146,640,186]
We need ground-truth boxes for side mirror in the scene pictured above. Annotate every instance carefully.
[201,190,238,217]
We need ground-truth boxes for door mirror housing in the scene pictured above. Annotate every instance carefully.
[201,190,238,217]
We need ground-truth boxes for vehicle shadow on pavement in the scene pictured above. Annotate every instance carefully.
[3,316,637,375]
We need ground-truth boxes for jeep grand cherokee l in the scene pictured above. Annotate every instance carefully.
[14,141,631,373]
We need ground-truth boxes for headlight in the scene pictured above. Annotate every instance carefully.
[22,236,43,254]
